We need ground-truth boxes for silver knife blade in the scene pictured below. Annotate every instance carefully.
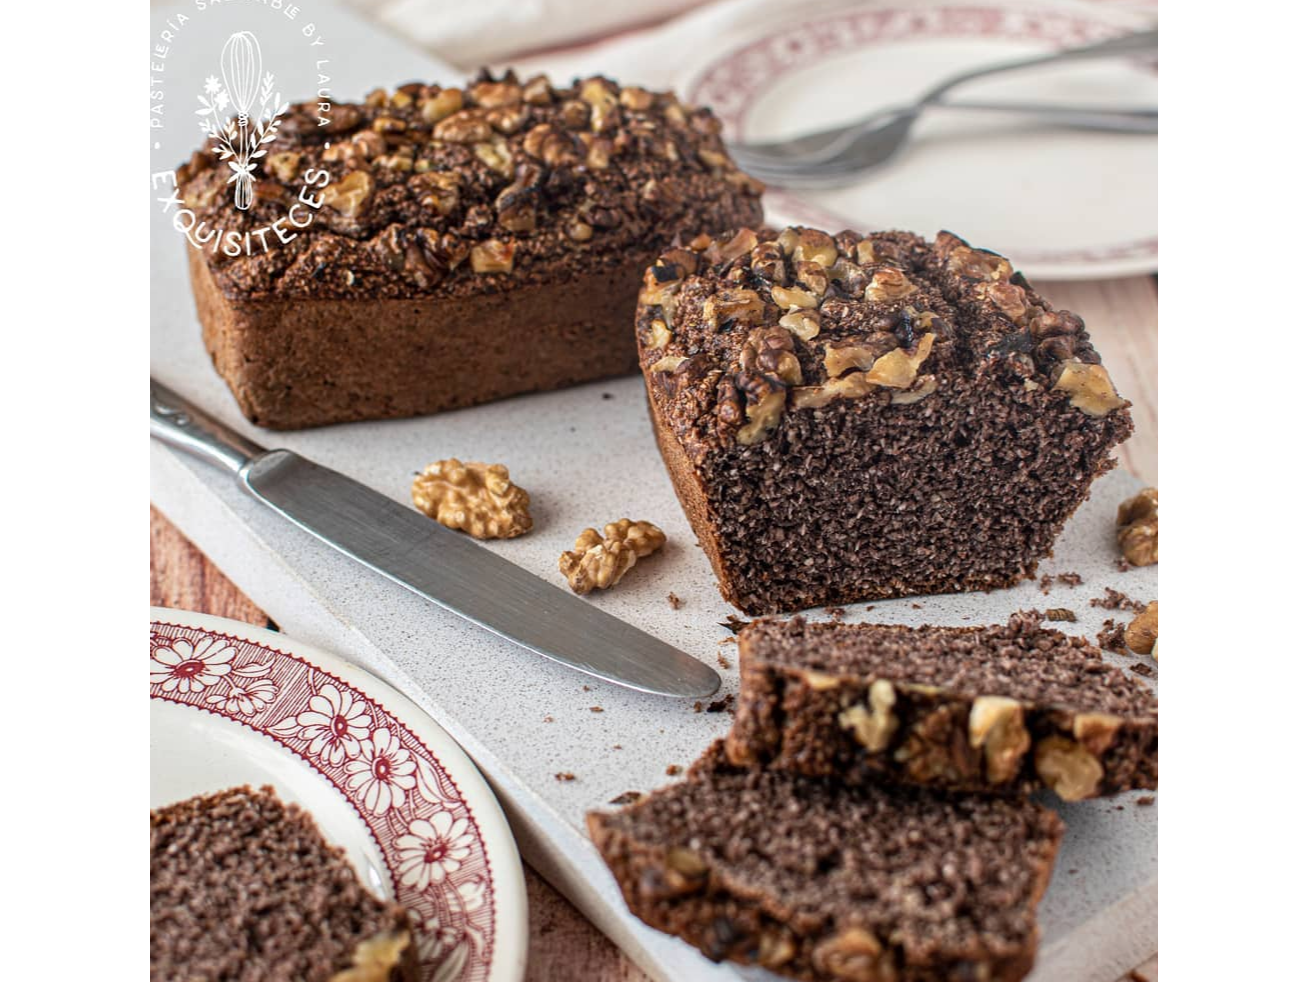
[242,449,721,698]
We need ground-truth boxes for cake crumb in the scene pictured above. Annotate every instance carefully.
[1115,558,1133,572]
[582,685,591,691]
[1136,795,1155,807]
[1039,571,1083,594]
[693,701,704,713]
[1045,608,1077,623]
[667,592,683,610]
[589,706,604,713]
[718,636,737,645]
[613,744,622,749]
[1129,662,1155,678]
[1090,587,1146,613]
[716,651,732,669]
[706,694,736,714]
[911,603,923,609]
[1097,619,1129,655]
[554,772,575,782]
[825,606,847,621]
[601,392,614,400]
[543,715,554,723]
[719,615,749,634]
[608,791,642,805]
[665,764,683,776]
[1128,971,1150,982]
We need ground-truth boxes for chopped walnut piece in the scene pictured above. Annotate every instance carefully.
[779,309,820,340]
[411,458,532,539]
[790,228,838,267]
[1035,735,1103,801]
[838,679,898,753]
[330,931,410,982]
[866,334,935,389]
[1117,487,1159,566]
[470,239,515,273]
[1054,361,1126,417]
[559,519,666,594]
[1072,712,1122,756]
[864,268,917,302]
[1124,601,1159,658]
[266,151,301,183]
[811,927,889,982]
[968,696,1031,784]
[321,171,374,218]
[703,288,764,330]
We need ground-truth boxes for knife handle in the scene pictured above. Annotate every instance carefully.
[150,379,268,474]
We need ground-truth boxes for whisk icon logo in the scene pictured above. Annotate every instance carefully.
[195,32,289,211]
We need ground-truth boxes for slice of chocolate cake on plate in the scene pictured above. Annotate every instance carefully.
[150,785,419,982]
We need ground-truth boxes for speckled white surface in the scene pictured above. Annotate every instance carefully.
[149,3,1156,975]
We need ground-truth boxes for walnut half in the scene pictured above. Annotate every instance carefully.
[559,519,666,594]
[1125,600,1159,658]
[1117,487,1158,566]
[411,458,532,539]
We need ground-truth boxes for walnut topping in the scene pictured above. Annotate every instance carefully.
[988,281,1032,323]
[823,341,880,377]
[735,382,787,446]
[946,242,1014,282]
[646,319,672,349]
[801,670,842,691]
[266,151,301,183]
[838,679,898,753]
[791,228,838,268]
[889,375,938,405]
[1072,712,1123,756]
[758,931,798,969]
[1034,735,1103,801]
[792,373,874,410]
[411,459,532,539]
[703,288,764,330]
[811,926,893,982]
[649,355,687,374]
[419,88,463,124]
[1053,361,1126,416]
[321,171,374,218]
[740,327,802,385]
[559,519,666,594]
[578,78,619,132]
[866,334,934,389]
[473,137,514,176]
[709,228,759,264]
[619,86,654,111]
[779,309,820,341]
[430,109,492,144]
[413,171,461,216]
[771,284,819,310]
[864,268,917,302]
[329,931,411,982]
[968,696,1031,784]
[470,239,515,273]
[1117,487,1158,566]
[1124,601,1159,657]
[470,79,522,108]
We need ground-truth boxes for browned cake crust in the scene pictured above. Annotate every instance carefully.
[150,785,419,982]
[726,613,1158,800]
[588,742,1064,982]
[635,227,1132,613]
[177,70,763,428]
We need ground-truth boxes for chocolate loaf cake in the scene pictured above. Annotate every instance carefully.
[636,227,1132,613]
[178,70,763,428]
[151,786,419,982]
[726,614,1158,800]
[589,741,1063,982]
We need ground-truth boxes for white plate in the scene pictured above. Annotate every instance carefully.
[150,608,528,982]
[685,1,1158,280]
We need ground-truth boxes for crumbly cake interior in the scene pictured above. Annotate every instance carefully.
[150,785,409,982]
[745,614,1156,718]
[597,743,1062,962]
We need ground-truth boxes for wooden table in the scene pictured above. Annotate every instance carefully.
[150,275,1158,981]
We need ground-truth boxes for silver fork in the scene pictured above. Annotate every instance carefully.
[728,28,1157,188]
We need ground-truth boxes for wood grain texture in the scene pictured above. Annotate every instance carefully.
[148,276,1158,980]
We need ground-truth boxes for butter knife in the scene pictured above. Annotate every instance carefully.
[150,380,720,698]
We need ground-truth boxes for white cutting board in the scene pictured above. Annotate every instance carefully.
[149,2,1157,979]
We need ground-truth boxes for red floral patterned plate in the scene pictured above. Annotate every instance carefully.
[150,608,528,982]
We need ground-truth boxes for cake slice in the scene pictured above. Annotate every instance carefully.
[636,225,1132,613]
[727,614,1158,799]
[588,742,1063,982]
[151,786,419,982]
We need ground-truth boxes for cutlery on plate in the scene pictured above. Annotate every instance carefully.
[729,28,1157,188]
[150,379,721,699]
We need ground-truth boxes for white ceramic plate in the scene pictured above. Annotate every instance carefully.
[686,0,1158,280]
[150,608,528,982]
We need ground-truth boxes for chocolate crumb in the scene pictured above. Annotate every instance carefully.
[1039,571,1083,594]
[1129,662,1155,678]
[716,651,732,669]
[719,615,749,634]
[555,772,575,782]
[693,701,704,713]
[1090,587,1146,613]
[911,603,923,610]
[609,791,642,806]
[706,694,735,714]
[601,392,614,400]
[613,744,622,750]
[825,606,847,621]
[667,592,683,610]
[543,715,554,723]
[665,764,683,776]
[1136,796,1155,807]
[1116,558,1133,572]
[1045,607,1077,622]
[582,685,592,691]
[1097,618,1129,655]
[590,706,604,713]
